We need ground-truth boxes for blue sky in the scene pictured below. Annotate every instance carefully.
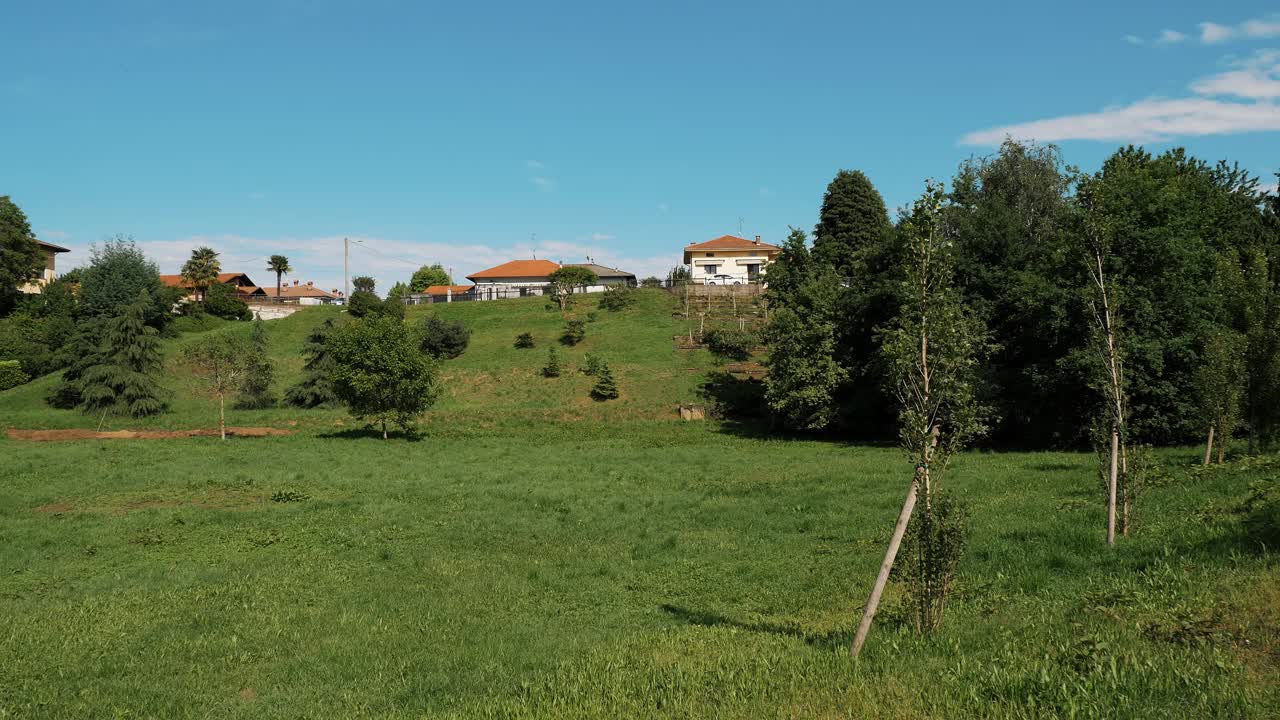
[3,1,1280,293]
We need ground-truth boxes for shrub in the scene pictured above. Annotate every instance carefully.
[704,327,758,361]
[581,352,605,376]
[346,290,384,318]
[640,276,663,288]
[598,284,637,312]
[561,318,586,346]
[420,316,471,359]
[235,317,276,409]
[328,315,439,439]
[0,360,29,391]
[514,332,535,349]
[896,492,968,635]
[586,311,598,323]
[542,347,562,378]
[590,362,619,401]
[203,282,252,321]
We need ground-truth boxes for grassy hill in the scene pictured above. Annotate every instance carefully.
[0,288,719,433]
[1,290,1277,718]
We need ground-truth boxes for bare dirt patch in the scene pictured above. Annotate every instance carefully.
[7,427,292,442]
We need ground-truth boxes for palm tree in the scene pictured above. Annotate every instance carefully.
[267,254,292,299]
[181,246,221,302]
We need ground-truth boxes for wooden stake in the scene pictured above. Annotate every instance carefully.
[1107,427,1118,545]
[850,476,918,659]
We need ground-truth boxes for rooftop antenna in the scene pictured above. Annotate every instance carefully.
[738,216,744,236]
[531,233,537,260]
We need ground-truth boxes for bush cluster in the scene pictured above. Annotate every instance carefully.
[0,359,29,391]
[704,327,758,361]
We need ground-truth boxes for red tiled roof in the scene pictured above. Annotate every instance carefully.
[160,272,258,288]
[467,259,561,280]
[685,235,781,252]
[272,283,337,298]
[423,285,475,296]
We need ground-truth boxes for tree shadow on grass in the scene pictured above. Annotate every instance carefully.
[316,427,427,442]
[659,603,849,650]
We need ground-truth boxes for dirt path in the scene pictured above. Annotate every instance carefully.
[7,427,292,441]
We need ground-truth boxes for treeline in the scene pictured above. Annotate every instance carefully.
[764,141,1280,450]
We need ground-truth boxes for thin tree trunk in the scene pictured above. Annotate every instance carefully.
[1217,432,1226,464]
[382,419,387,440]
[219,392,226,441]
[850,477,918,659]
[1204,425,1215,466]
[1107,427,1118,545]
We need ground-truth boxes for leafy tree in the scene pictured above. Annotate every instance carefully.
[852,181,986,658]
[181,246,221,302]
[284,318,340,408]
[79,292,168,420]
[704,327,757,361]
[235,317,276,409]
[589,361,619,400]
[45,322,105,408]
[1195,326,1245,464]
[666,265,691,284]
[0,196,43,317]
[352,275,376,293]
[327,315,439,438]
[347,290,385,318]
[763,229,846,430]
[948,140,1080,446]
[387,281,412,305]
[640,276,663,288]
[78,237,169,327]
[812,169,892,277]
[184,333,251,440]
[410,263,451,291]
[547,266,599,310]
[266,255,292,299]
[420,315,471,359]
[514,332,535,349]
[0,360,29,391]
[541,347,562,377]
[203,281,252,320]
[560,318,586,346]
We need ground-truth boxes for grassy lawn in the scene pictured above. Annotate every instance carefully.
[1,292,1277,717]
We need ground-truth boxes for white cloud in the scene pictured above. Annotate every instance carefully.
[1190,50,1280,99]
[590,232,614,241]
[1124,34,1143,45]
[530,176,554,191]
[1199,16,1280,44]
[525,159,544,169]
[1157,29,1186,44]
[961,49,1280,144]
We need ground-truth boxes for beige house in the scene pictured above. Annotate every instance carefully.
[18,240,71,293]
[682,235,782,285]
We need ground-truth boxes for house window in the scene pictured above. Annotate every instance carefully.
[704,264,719,275]
[705,253,716,257]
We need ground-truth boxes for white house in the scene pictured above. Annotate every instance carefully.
[18,240,71,294]
[682,235,782,285]
[464,259,636,300]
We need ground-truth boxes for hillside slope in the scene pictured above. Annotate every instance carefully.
[0,289,719,433]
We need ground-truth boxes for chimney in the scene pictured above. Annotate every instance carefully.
[754,235,761,245]
[293,279,299,286]
[306,281,313,287]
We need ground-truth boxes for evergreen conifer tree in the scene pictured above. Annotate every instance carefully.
[236,316,277,409]
[79,292,167,419]
[590,362,619,400]
[541,347,562,377]
[284,318,340,407]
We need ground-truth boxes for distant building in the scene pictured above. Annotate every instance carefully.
[565,263,637,289]
[406,284,477,304]
[18,240,71,294]
[271,279,342,305]
[160,272,266,300]
[682,235,781,285]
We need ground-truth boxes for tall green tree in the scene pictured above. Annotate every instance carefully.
[812,169,892,277]
[181,246,221,302]
[78,236,169,326]
[328,315,439,438]
[948,140,1081,446]
[763,229,846,430]
[79,292,168,420]
[410,263,451,291]
[0,196,43,317]
[852,180,986,658]
[352,275,376,293]
[266,255,292,299]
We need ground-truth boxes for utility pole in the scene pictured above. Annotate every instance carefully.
[343,237,349,304]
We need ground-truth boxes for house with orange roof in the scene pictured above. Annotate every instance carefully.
[682,234,782,285]
[159,272,267,300]
[461,258,637,301]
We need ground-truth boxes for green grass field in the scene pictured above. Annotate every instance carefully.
[1,291,1277,718]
